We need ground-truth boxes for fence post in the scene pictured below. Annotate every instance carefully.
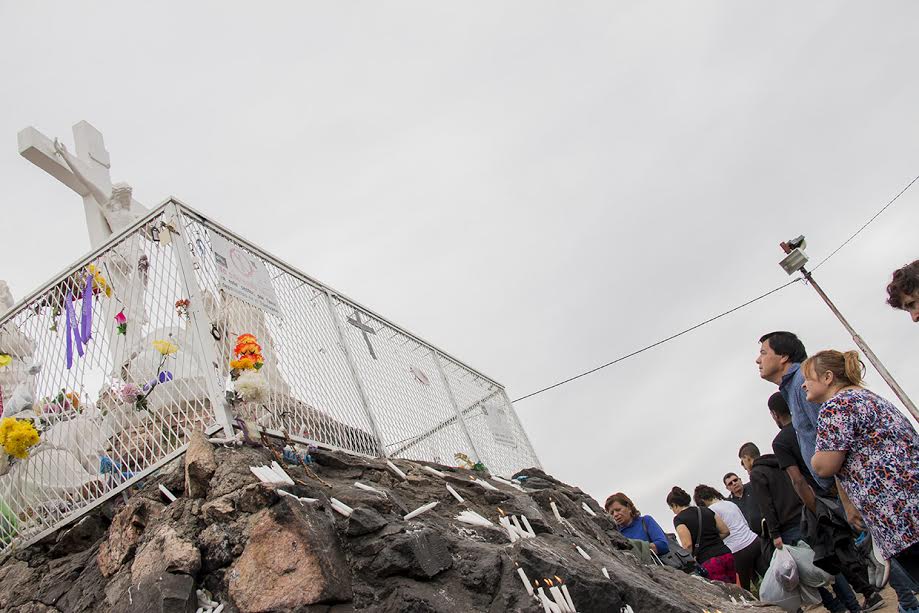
[433,351,483,464]
[323,290,388,457]
[166,201,236,438]
[499,389,542,470]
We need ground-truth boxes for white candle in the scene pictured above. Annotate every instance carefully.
[559,583,576,612]
[159,484,177,502]
[455,510,493,527]
[499,516,518,542]
[601,567,610,579]
[575,545,591,560]
[446,484,464,502]
[537,588,553,613]
[404,501,439,520]
[471,477,500,491]
[550,586,572,613]
[279,489,304,505]
[386,460,407,480]
[213,605,225,613]
[421,466,446,478]
[550,500,563,522]
[270,461,295,485]
[521,515,536,537]
[330,497,354,517]
[510,515,526,537]
[581,502,597,517]
[354,481,385,495]
[543,589,563,613]
[516,565,533,596]
[492,476,525,491]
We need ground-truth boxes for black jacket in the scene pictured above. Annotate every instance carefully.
[728,485,765,537]
[749,454,803,539]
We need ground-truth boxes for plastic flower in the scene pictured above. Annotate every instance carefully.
[114,311,127,335]
[87,264,112,298]
[119,383,142,404]
[234,370,269,404]
[152,339,179,356]
[230,334,264,371]
[0,418,40,459]
[0,354,11,368]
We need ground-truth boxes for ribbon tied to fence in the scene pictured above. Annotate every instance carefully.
[64,274,93,369]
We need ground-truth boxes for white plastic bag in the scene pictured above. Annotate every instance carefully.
[785,542,832,588]
[759,548,801,612]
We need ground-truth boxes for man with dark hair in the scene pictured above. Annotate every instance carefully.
[738,442,802,548]
[768,393,884,613]
[886,259,919,323]
[756,331,835,494]
[723,472,764,537]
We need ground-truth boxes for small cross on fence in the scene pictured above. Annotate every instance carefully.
[347,311,378,360]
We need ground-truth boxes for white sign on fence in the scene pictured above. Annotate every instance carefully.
[482,401,517,448]
[210,232,283,318]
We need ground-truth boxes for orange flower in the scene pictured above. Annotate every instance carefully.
[234,341,262,356]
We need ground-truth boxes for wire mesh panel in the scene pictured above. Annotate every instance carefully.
[178,212,381,457]
[0,207,218,553]
[0,198,540,554]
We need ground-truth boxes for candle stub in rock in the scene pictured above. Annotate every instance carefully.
[386,460,408,480]
[404,501,439,520]
[446,484,464,503]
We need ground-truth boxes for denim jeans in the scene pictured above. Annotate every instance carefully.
[890,558,919,611]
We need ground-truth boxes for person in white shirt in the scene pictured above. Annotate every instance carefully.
[695,484,763,590]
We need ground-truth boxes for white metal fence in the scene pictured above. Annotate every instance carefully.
[0,199,539,553]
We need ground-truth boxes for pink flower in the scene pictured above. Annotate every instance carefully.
[114,311,127,325]
[119,383,141,404]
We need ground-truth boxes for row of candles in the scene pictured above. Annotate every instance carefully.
[513,567,577,613]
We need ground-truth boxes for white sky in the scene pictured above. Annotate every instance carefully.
[2,2,918,526]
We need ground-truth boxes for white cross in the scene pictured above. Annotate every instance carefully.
[18,121,147,249]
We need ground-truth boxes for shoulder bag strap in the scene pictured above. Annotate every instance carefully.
[693,507,703,557]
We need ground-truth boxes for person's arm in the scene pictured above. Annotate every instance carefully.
[54,139,109,206]
[811,450,846,478]
[675,524,692,550]
[749,471,782,548]
[643,516,670,555]
[714,513,730,539]
[783,465,817,513]
[835,478,865,531]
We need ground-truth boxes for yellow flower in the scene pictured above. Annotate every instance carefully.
[0,418,40,459]
[152,339,179,356]
[0,354,11,368]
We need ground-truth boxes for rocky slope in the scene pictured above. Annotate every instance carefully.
[0,434,779,612]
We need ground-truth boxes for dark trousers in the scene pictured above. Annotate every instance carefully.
[733,537,763,591]
[895,541,919,584]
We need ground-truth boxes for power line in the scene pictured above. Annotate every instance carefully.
[812,173,919,271]
[512,279,800,403]
[512,171,919,404]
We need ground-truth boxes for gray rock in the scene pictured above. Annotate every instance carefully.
[346,506,387,536]
[370,527,452,580]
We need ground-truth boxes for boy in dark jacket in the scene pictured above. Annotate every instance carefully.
[738,442,802,549]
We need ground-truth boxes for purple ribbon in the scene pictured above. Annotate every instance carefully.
[64,275,94,369]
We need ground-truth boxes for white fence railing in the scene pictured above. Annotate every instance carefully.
[0,199,539,553]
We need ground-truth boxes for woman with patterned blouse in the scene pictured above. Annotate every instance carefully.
[803,349,919,583]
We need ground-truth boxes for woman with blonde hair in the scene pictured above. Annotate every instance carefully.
[804,349,919,583]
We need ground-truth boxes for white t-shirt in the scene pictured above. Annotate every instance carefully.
[710,500,757,553]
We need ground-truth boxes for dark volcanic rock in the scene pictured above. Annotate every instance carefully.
[0,440,781,613]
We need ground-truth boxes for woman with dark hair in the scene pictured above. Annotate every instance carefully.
[804,349,919,583]
[694,484,762,590]
[604,492,669,555]
[667,486,736,584]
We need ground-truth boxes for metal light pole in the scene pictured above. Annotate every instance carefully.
[779,236,919,422]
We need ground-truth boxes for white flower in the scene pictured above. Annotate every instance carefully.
[234,370,268,404]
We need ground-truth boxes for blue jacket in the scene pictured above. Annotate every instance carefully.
[779,363,835,492]
[619,514,670,555]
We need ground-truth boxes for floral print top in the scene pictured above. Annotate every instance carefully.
[815,388,919,559]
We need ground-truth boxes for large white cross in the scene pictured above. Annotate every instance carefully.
[18,121,147,249]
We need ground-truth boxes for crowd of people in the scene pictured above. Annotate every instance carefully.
[603,260,919,613]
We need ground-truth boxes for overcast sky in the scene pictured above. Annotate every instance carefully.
[2,2,918,527]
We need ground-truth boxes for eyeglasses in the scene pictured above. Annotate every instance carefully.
[725,479,740,486]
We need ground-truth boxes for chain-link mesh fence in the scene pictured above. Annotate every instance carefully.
[0,199,540,555]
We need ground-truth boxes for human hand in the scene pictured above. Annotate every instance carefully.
[773,537,784,549]
[847,509,865,532]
